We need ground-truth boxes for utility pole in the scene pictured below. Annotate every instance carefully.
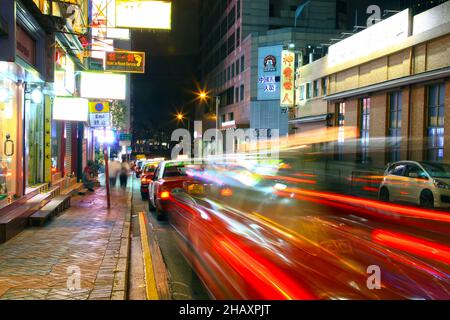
[103,128,111,209]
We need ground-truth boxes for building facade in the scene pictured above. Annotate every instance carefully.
[0,0,96,205]
[196,0,417,152]
[294,1,450,168]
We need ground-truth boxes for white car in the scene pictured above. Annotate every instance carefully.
[379,161,450,208]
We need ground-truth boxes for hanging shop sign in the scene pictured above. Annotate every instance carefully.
[105,51,145,73]
[87,57,104,71]
[79,72,126,100]
[280,50,295,107]
[53,97,89,122]
[16,24,36,66]
[115,0,172,30]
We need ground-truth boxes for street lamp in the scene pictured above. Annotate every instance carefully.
[175,112,190,132]
[199,91,207,101]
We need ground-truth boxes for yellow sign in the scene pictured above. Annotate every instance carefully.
[89,101,110,113]
[280,50,295,107]
[115,0,172,30]
[105,51,145,73]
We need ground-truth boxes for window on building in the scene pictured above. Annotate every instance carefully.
[236,59,240,75]
[321,78,327,96]
[241,55,244,72]
[336,102,345,127]
[306,83,312,99]
[334,102,346,160]
[360,98,371,163]
[240,84,244,101]
[427,83,445,161]
[269,3,275,17]
[235,87,239,102]
[313,80,319,97]
[299,85,305,100]
[237,0,241,19]
[222,114,226,123]
[231,63,235,78]
[228,6,236,30]
[236,27,240,47]
[227,33,235,55]
[227,66,230,81]
[389,91,402,163]
[229,112,234,121]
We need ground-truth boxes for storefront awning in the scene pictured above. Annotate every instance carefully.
[325,67,450,101]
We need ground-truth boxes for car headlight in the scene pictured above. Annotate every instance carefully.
[434,180,450,189]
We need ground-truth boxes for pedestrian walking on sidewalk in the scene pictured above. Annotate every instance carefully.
[108,158,121,187]
[119,157,131,189]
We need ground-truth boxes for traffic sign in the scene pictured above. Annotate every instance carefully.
[89,101,110,113]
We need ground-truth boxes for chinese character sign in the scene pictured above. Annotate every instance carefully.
[89,113,111,127]
[257,45,283,101]
[105,51,145,73]
[280,50,295,107]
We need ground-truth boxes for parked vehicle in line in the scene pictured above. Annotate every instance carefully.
[148,161,201,220]
[135,160,145,178]
[379,160,450,208]
[140,162,159,200]
[164,160,450,299]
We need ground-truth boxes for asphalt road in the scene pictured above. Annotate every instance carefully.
[131,177,209,300]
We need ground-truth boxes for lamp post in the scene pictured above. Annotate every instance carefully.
[215,96,220,132]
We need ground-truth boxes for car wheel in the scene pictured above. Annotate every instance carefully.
[156,206,165,221]
[420,190,434,208]
[379,187,390,202]
[148,196,155,210]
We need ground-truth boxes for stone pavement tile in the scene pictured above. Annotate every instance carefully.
[88,291,112,300]
[111,290,126,300]
[47,288,91,300]
[0,188,131,300]
[0,288,51,300]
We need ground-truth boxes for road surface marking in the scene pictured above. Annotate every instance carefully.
[139,211,159,300]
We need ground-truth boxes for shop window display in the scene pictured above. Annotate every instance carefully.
[24,87,45,188]
[0,76,18,202]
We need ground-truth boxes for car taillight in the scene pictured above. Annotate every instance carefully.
[141,177,152,183]
[160,191,170,199]
[220,188,233,197]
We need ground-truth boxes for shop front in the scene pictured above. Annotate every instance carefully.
[0,72,20,203]
[0,0,54,203]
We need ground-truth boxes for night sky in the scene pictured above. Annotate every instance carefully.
[131,0,200,139]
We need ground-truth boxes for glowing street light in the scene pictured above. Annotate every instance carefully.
[176,112,185,121]
[199,91,207,100]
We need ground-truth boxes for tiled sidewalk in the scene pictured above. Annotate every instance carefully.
[0,187,131,300]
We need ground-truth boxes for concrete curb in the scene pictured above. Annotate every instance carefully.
[111,182,133,300]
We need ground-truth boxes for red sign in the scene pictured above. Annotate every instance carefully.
[16,24,36,66]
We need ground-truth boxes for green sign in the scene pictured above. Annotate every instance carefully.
[119,133,132,141]
[88,57,104,71]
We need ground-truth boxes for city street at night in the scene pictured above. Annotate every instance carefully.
[0,0,450,313]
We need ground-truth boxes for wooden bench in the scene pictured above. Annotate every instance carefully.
[29,195,71,227]
[0,193,52,243]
